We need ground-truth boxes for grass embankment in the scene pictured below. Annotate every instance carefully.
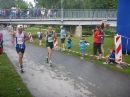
[25,27,130,74]
[0,53,32,97]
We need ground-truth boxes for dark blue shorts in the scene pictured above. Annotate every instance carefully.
[38,37,42,40]
[61,38,65,43]
[68,47,71,49]
[16,47,25,54]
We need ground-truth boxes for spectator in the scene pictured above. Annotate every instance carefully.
[92,25,102,60]
[41,6,45,18]
[0,32,3,53]
[47,9,51,19]
[0,9,2,18]
[54,6,58,18]
[33,6,37,18]
[60,26,66,51]
[103,48,117,64]
[79,38,89,59]
[67,35,72,55]
[37,28,43,45]
[101,21,107,58]
[37,8,41,18]
[2,10,6,19]
[17,6,21,18]
[51,6,54,18]
[27,10,30,18]
[14,7,17,18]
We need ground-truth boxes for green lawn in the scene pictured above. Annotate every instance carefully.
[0,53,32,97]
[26,27,130,74]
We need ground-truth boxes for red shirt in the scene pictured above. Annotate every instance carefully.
[94,30,102,43]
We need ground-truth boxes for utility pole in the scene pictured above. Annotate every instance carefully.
[61,0,64,22]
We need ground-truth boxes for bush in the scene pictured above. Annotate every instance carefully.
[82,30,92,35]
[105,30,116,35]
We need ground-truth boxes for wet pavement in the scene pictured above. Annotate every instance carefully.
[2,30,130,97]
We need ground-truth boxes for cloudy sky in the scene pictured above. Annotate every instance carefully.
[24,0,35,6]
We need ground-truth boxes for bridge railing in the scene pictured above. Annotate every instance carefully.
[0,9,117,19]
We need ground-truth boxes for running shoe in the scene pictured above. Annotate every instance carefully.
[80,57,84,59]
[49,61,52,67]
[103,62,109,65]
[46,57,48,63]
[20,68,24,73]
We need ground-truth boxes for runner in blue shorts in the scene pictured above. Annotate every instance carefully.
[11,25,29,73]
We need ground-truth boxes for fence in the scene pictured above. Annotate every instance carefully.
[0,9,117,19]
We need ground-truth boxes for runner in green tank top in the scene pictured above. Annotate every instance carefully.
[46,31,54,48]
[43,26,57,66]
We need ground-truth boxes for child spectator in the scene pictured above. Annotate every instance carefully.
[37,28,43,45]
[79,38,89,59]
[103,48,117,64]
[67,35,72,55]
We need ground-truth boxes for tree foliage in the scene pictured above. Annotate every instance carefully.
[35,0,117,9]
[0,0,29,9]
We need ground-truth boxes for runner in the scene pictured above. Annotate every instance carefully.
[43,26,57,66]
[11,25,29,73]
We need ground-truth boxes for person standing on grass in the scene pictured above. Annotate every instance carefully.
[60,26,66,51]
[92,25,102,60]
[43,26,57,66]
[79,38,88,59]
[11,25,29,73]
[0,32,3,49]
[101,21,106,58]
[67,35,72,55]
[37,28,43,45]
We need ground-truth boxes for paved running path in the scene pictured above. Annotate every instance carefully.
[2,30,130,97]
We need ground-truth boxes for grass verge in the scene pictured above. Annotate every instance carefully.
[26,27,130,74]
[0,53,32,97]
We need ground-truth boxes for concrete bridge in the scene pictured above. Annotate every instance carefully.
[0,18,116,25]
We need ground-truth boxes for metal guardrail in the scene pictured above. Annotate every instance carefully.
[0,9,117,19]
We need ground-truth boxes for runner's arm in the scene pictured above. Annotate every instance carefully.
[53,32,57,39]
[43,32,46,41]
[103,22,107,28]
[11,31,16,43]
[24,32,29,40]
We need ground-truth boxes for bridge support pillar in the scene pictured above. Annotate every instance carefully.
[74,26,82,37]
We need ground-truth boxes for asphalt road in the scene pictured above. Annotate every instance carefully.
[2,29,130,97]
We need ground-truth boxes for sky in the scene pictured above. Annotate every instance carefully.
[24,0,35,6]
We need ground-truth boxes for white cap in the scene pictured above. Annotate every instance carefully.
[17,25,23,28]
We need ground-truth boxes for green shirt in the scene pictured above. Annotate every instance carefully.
[46,31,54,46]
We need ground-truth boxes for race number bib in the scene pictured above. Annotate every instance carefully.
[48,37,53,42]
[17,38,23,44]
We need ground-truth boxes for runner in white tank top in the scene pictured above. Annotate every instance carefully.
[11,25,29,73]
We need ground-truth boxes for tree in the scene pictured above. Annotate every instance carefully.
[0,0,15,9]
[34,0,117,9]
[16,0,28,9]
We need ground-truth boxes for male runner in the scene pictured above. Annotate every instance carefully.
[43,26,57,66]
[11,25,29,73]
